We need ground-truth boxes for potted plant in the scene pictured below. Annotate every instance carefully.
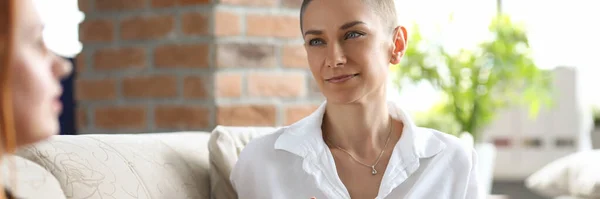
[392,14,554,195]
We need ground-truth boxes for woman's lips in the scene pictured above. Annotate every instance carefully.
[53,98,63,113]
[326,74,359,83]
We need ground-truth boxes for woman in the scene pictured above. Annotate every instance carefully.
[230,0,481,198]
[0,0,73,198]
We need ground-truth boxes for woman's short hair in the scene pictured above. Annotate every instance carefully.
[299,0,399,34]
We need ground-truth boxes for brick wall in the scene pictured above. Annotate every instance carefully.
[76,0,323,134]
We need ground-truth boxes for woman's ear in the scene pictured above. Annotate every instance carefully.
[389,26,408,65]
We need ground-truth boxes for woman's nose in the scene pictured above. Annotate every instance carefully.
[52,54,72,79]
[325,43,346,68]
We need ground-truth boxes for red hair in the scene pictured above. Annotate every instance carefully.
[0,0,18,198]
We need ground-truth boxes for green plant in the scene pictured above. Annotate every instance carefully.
[593,107,600,127]
[393,14,553,141]
[413,97,461,137]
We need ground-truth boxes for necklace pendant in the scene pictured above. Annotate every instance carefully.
[371,166,377,175]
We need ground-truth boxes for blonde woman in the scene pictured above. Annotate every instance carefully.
[230,0,481,198]
[0,0,73,198]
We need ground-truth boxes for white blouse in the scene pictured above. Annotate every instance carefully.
[230,100,481,199]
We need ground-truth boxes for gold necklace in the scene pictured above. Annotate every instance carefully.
[325,118,393,175]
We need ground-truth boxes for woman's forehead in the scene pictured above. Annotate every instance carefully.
[16,0,43,35]
[301,0,379,30]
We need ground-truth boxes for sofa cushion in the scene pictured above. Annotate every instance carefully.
[208,126,280,199]
[526,149,600,198]
[1,155,66,199]
[16,132,211,199]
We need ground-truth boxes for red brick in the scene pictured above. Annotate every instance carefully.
[154,44,209,68]
[122,75,178,98]
[247,72,305,97]
[215,73,242,97]
[94,106,147,129]
[246,14,300,38]
[80,19,114,42]
[308,79,323,98]
[151,0,211,7]
[281,0,302,8]
[217,105,276,126]
[183,76,208,99]
[284,104,319,125]
[181,12,209,35]
[75,78,117,100]
[120,15,174,40]
[78,0,91,13]
[214,11,241,36]
[178,0,211,5]
[282,44,307,68]
[93,47,146,70]
[154,105,210,129]
[151,0,175,7]
[219,0,276,7]
[215,43,276,67]
[77,108,87,130]
[95,0,146,11]
[75,53,86,72]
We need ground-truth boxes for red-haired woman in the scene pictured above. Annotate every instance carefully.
[0,0,72,198]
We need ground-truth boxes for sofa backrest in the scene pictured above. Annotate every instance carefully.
[15,132,212,199]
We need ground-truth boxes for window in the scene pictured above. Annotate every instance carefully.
[391,0,600,111]
[391,0,497,112]
[502,0,600,108]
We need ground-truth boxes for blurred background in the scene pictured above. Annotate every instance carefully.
[35,0,599,198]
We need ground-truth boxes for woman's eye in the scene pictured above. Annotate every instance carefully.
[345,31,363,39]
[309,39,324,46]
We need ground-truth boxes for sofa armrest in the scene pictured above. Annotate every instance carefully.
[15,132,211,199]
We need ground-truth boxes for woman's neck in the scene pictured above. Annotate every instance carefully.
[322,88,392,157]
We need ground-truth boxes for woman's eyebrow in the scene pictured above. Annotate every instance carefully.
[340,21,365,30]
[303,21,366,36]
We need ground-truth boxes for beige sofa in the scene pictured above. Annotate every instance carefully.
[2,126,278,199]
[6,125,591,199]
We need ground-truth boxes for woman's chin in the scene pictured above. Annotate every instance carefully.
[16,122,59,148]
[323,92,363,105]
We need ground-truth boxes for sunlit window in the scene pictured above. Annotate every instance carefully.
[392,0,600,110]
[501,0,600,108]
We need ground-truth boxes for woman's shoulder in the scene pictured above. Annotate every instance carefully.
[230,127,294,185]
[234,127,288,166]
[416,127,477,164]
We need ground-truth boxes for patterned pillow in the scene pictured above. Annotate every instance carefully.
[208,126,280,199]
